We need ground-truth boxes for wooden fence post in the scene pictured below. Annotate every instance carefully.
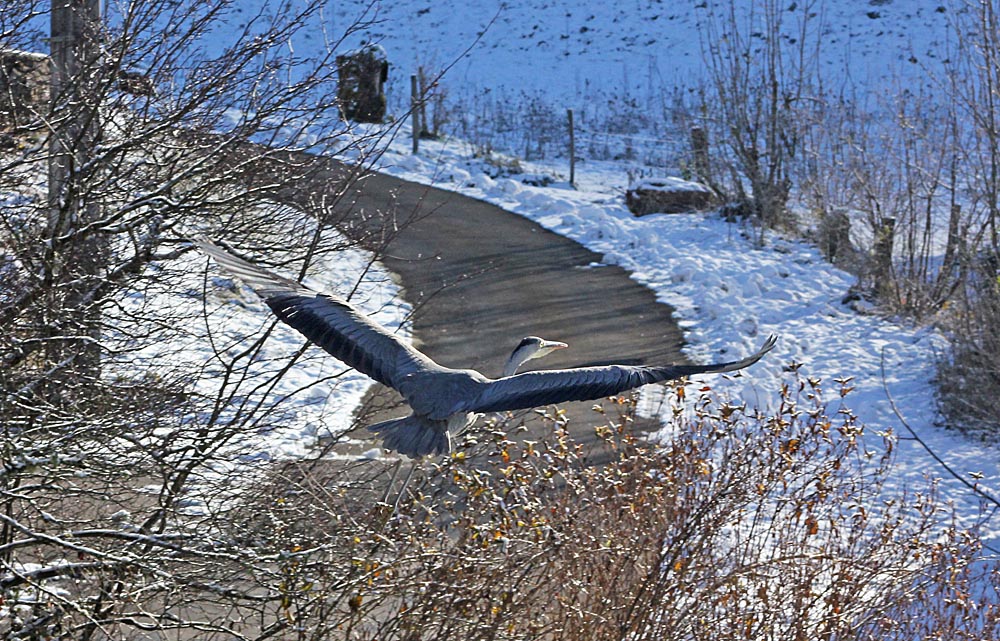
[691,126,710,183]
[567,108,575,187]
[418,66,429,137]
[873,217,897,300]
[410,74,419,154]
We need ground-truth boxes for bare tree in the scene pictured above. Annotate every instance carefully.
[0,1,414,637]
[696,0,824,233]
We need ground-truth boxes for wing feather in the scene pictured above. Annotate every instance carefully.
[195,238,433,389]
[468,336,776,413]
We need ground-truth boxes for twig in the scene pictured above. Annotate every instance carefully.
[880,348,1000,555]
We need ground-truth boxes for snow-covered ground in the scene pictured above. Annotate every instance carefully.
[115,212,410,464]
[108,0,958,169]
[367,127,1000,548]
[315,0,952,112]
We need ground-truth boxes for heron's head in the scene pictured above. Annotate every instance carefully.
[503,336,568,377]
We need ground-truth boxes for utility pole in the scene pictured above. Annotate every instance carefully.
[47,0,105,380]
[49,0,101,228]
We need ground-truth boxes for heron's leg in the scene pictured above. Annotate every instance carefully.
[380,456,404,506]
[391,461,418,514]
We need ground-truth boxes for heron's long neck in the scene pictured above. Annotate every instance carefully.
[502,349,532,377]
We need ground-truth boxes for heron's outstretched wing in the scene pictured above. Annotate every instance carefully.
[468,335,777,413]
[194,238,433,389]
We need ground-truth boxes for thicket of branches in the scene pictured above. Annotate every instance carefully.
[689,0,1000,434]
[293,382,997,640]
[11,379,990,640]
[0,0,409,637]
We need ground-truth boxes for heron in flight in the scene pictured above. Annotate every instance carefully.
[195,239,776,458]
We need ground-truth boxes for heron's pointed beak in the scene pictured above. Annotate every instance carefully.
[535,340,568,358]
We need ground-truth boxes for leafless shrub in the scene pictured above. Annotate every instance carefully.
[695,0,826,234]
[807,89,969,318]
[937,257,1000,438]
[145,379,997,641]
[930,0,1000,433]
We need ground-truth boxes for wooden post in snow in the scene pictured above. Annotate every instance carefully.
[873,217,897,301]
[418,66,429,137]
[410,74,419,154]
[691,126,710,183]
[567,108,575,187]
[49,0,102,227]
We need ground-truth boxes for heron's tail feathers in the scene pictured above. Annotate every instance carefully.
[368,414,451,458]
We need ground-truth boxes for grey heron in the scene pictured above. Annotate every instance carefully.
[195,239,776,458]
